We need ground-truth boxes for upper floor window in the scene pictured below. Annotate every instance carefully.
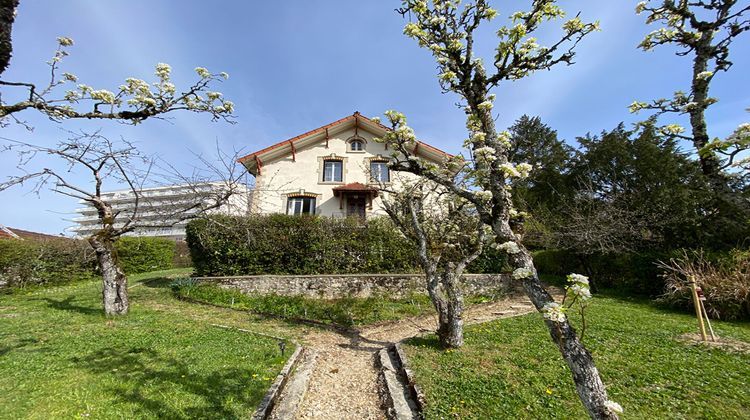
[350,139,364,152]
[323,159,343,182]
[287,196,316,215]
[370,161,390,183]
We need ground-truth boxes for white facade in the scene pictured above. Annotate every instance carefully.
[240,112,448,218]
[70,182,250,239]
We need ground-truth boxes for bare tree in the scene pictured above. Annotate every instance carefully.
[0,132,247,315]
[631,0,750,213]
[380,1,621,418]
[380,178,485,347]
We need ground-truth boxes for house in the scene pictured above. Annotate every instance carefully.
[238,112,450,218]
[69,182,251,240]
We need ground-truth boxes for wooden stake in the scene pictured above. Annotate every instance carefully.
[690,279,708,342]
[699,298,717,342]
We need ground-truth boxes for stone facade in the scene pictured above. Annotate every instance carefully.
[194,273,520,299]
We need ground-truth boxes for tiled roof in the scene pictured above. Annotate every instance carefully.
[237,112,451,167]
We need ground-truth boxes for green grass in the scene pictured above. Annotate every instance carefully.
[171,281,501,328]
[0,268,293,419]
[172,281,437,327]
[402,295,750,419]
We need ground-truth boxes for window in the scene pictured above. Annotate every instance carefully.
[350,139,364,151]
[287,196,316,215]
[370,161,390,183]
[323,159,343,182]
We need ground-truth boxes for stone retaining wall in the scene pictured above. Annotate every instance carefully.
[193,273,518,299]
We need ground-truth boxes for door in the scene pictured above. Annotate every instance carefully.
[346,195,366,219]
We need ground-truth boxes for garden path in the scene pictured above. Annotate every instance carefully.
[280,294,545,419]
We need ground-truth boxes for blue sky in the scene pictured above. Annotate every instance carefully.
[1,0,748,234]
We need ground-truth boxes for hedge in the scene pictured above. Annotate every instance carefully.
[0,236,182,290]
[114,237,177,274]
[185,215,419,276]
[0,238,97,289]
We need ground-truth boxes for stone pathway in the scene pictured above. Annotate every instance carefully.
[272,294,545,419]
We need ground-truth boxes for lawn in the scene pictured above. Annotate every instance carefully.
[172,281,500,328]
[402,295,750,419]
[0,269,294,419]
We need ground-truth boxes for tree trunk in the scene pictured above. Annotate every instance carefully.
[427,272,465,348]
[513,249,617,419]
[89,235,129,316]
[0,0,18,76]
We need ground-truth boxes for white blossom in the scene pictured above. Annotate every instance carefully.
[220,71,230,79]
[475,190,493,201]
[567,273,589,286]
[497,241,521,254]
[516,162,533,178]
[542,302,566,322]
[155,63,172,80]
[661,124,685,135]
[206,91,222,100]
[195,67,211,78]
[512,267,533,280]
[500,163,521,178]
[567,284,591,300]
[57,36,74,47]
[90,89,116,104]
[477,101,493,111]
[696,71,713,80]
[635,1,647,14]
[604,400,624,414]
[62,72,78,82]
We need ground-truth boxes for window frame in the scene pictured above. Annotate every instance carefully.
[286,196,316,215]
[370,160,390,183]
[322,159,344,183]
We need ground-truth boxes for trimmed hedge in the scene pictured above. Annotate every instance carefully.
[0,238,97,289]
[186,215,421,276]
[114,237,177,274]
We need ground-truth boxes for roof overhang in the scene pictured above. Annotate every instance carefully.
[238,111,451,176]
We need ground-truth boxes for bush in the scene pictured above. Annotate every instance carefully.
[114,237,177,274]
[0,238,97,289]
[186,215,421,276]
[658,249,750,320]
[532,249,670,295]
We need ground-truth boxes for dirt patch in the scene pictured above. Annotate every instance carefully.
[677,332,750,354]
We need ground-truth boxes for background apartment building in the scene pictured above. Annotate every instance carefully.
[70,182,250,240]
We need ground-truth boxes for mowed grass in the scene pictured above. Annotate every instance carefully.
[173,281,501,328]
[0,269,292,419]
[403,295,750,419]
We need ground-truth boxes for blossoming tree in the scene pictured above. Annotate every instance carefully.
[0,23,238,315]
[381,1,621,418]
[379,175,486,348]
[0,36,234,125]
[631,0,750,212]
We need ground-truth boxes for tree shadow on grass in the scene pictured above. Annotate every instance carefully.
[72,345,268,419]
[404,335,444,350]
[39,296,101,316]
[140,277,173,289]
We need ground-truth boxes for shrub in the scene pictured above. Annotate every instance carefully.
[114,237,177,274]
[658,249,750,320]
[186,215,421,276]
[532,249,670,295]
[0,238,97,289]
